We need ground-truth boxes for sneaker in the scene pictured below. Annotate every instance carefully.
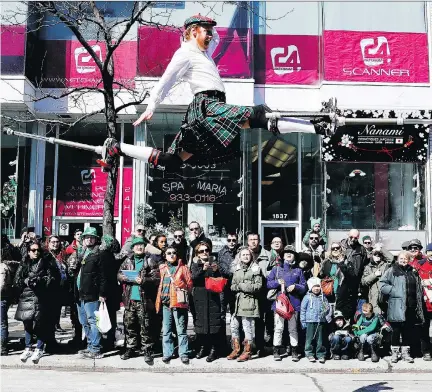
[341,355,350,360]
[318,357,326,364]
[423,353,432,361]
[162,357,171,364]
[31,348,44,364]
[78,348,90,356]
[82,351,103,359]
[333,354,341,360]
[20,348,33,362]
[180,356,190,365]
[308,356,316,363]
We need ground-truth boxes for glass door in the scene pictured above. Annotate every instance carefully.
[260,224,299,252]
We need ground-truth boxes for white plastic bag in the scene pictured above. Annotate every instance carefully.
[95,302,112,334]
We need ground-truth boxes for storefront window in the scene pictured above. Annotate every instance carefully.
[145,113,243,251]
[326,162,426,230]
[259,132,298,221]
[0,123,31,238]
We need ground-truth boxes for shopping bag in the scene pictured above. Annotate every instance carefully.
[95,302,112,334]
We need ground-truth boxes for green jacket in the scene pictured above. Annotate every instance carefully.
[231,261,263,318]
[353,314,380,336]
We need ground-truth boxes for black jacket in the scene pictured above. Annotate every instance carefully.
[216,245,238,279]
[14,253,60,322]
[74,246,109,302]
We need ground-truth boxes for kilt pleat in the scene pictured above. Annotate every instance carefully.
[167,92,252,164]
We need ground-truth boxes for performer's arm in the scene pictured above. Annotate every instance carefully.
[206,28,220,57]
[146,50,191,113]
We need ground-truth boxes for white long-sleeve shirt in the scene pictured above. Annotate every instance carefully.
[146,29,225,113]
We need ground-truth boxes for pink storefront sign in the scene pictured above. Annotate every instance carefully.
[254,34,320,85]
[121,168,133,245]
[56,167,120,217]
[138,26,252,78]
[65,40,137,88]
[324,30,430,83]
[0,25,26,56]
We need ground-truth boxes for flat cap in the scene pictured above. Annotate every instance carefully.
[184,14,217,29]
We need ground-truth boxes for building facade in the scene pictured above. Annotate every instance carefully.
[1,1,431,252]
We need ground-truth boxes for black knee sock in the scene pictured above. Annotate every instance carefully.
[149,151,185,173]
[248,104,270,129]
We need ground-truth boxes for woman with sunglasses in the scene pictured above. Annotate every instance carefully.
[14,241,59,364]
[319,242,345,308]
[227,246,263,362]
[190,241,223,362]
[155,245,193,364]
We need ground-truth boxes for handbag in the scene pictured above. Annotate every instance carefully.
[165,268,188,305]
[321,277,334,296]
[205,277,228,293]
[275,283,295,320]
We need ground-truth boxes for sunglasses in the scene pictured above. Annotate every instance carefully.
[408,247,419,251]
[174,235,184,239]
[363,241,371,245]
[29,248,40,253]
[190,227,200,231]
[198,249,209,254]
[166,251,177,256]
[136,229,144,233]
[349,236,359,240]
[331,247,341,251]
[372,253,381,257]
[310,237,319,240]
[227,239,237,242]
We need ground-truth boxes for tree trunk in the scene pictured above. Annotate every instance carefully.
[102,70,119,238]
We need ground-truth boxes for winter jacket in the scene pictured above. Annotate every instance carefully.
[267,262,306,312]
[66,240,79,255]
[155,261,193,313]
[353,313,380,336]
[14,254,60,322]
[0,260,20,300]
[74,246,109,302]
[410,258,432,313]
[379,264,425,323]
[319,257,345,303]
[191,256,223,335]
[300,292,332,328]
[231,261,263,318]
[217,245,238,279]
[117,255,160,310]
[361,260,391,315]
[301,245,325,278]
[328,319,353,340]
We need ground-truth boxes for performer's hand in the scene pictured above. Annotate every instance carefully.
[133,109,153,126]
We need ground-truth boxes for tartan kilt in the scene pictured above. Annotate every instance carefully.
[167,92,252,164]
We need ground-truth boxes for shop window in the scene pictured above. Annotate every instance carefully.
[326,162,426,230]
[0,123,31,238]
[145,113,242,252]
[258,133,298,221]
[301,134,323,231]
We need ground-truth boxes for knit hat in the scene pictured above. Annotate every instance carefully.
[362,235,372,242]
[408,239,423,249]
[310,217,321,228]
[307,277,321,291]
[131,237,146,248]
[426,243,432,252]
[184,14,217,29]
[82,227,99,238]
[333,310,344,320]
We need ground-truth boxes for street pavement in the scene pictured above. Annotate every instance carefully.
[2,369,432,392]
[1,305,431,375]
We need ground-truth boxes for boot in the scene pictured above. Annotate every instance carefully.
[401,346,414,363]
[357,344,365,361]
[390,346,400,363]
[206,346,217,363]
[142,348,154,365]
[291,345,300,362]
[195,346,206,359]
[273,346,282,361]
[237,340,252,362]
[227,338,241,360]
[120,348,135,360]
[423,352,432,361]
[370,345,380,363]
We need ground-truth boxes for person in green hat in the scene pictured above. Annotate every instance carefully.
[74,227,115,359]
[117,236,161,364]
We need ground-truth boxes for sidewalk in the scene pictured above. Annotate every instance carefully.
[2,306,431,374]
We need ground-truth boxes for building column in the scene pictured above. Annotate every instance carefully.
[27,122,46,236]
[132,123,147,228]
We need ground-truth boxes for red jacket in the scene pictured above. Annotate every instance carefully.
[66,240,78,255]
[410,258,432,312]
